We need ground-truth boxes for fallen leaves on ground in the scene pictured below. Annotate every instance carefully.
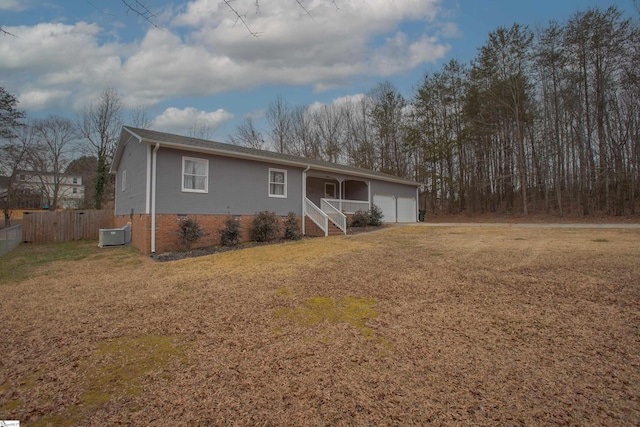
[1,226,639,425]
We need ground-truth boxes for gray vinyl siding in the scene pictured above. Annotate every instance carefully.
[344,180,368,201]
[370,180,417,200]
[155,148,303,216]
[306,177,339,206]
[115,136,149,216]
[306,175,416,207]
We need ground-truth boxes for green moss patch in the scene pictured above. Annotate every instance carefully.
[0,241,99,285]
[274,286,294,298]
[277,296,378,336]
[85,335,181,400]
[2,399,22,412]
[32,335,182,426]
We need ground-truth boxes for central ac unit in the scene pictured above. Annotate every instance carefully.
[99,223,131,247]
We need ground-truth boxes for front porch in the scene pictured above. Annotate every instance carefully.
[303,175,370,237]
[304,197,370,237]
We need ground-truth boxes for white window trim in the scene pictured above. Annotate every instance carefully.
[325,182,336,198]
[182,157,209,193]
[268,168,287,198]
[121,170,126,192]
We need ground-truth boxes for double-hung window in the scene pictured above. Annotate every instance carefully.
[182,157,208,193]
[268,168,287,198]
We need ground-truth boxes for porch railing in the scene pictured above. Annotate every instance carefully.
[320,199,347,234]
[322,198,370,214]
[305,197,329,236]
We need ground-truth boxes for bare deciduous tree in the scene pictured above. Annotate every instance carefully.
[266,96,293,153]
[130,106,152,129]
[29,116,78,210]
[77,88,123,210]
[188,122,214,140]
[228,117,265,149]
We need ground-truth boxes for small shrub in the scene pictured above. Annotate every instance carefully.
[368,203,384,226]
[176,217,205,249]
[250,211,281,242]
[219,216,241,247]
[283,212,301,240]
[350,210,370,228]
[348,205,384,228]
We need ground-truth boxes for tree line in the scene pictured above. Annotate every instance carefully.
[0,88,129,225]
[231,6,639,216]
[2,5,637,222]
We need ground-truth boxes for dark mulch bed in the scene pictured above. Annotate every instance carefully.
[152,239,290,262]
[153,225,388,262]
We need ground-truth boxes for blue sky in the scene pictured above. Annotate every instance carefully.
[0,0,636,142]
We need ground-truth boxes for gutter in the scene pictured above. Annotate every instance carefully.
[150,143,160,254]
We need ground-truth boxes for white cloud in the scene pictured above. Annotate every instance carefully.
[0,0,454,112]
[0,22,123,110]
[19,89,72,110]
[332,93,367,106]
[438,21,461,38]
[245,110,265,120]
[371,32,450,76]
[152,107,234,134]
[307,93,367,115]
[0,0,28,11]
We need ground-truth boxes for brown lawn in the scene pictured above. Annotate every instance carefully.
[1,225,639,426]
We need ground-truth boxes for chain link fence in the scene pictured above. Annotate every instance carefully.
[0,224,22,256]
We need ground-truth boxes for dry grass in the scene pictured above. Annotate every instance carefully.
[1,226,639,426]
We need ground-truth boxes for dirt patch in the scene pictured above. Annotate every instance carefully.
[1,226,639,425]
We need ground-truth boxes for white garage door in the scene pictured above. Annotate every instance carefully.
[397,197,417,222]
[373,194,396,223]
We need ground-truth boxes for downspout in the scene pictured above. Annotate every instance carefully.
[416,186,419,222]
[302,165,310,235]
[150,143,160,254]
[145,144,152,213]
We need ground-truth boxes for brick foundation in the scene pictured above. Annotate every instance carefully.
[116,213,303,254]
[115,214,151,253]
[304,216,345,237]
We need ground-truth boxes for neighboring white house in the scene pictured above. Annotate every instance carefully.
[14,170,85,209]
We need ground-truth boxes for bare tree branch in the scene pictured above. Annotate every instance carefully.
[224,0,261,38]
[295,0,316,22]
[0,26,15,37]
[120,0,159,27]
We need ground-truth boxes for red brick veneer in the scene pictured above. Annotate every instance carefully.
[115,213,301,254]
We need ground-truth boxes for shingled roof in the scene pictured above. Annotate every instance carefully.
[113,126,420,187]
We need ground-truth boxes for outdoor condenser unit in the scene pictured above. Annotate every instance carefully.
[98,223,131,247]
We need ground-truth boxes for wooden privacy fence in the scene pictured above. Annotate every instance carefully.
[22,210,114,244]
